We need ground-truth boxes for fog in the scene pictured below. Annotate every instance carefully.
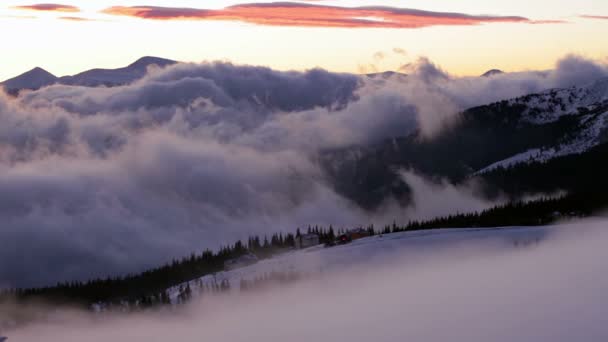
[4,220,608,341]
[1,55,607,287]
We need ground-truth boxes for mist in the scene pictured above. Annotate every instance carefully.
[4,219,608,341]
[1,54,607,287]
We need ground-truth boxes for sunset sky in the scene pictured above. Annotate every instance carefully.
[1,0,607,80]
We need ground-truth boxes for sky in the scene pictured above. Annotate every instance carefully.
[1,0,607,80]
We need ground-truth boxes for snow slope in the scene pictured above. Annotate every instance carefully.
[167,226,554,301]
[511,78,608,125]
[475,79,608,173]
[476,109,608,173]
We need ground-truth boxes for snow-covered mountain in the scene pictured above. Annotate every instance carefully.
[1,56,176,92]
[321,78,608,208]
[476,79,608,173]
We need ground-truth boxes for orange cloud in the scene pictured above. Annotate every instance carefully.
[101,2,554,29]
[12,3,80,13]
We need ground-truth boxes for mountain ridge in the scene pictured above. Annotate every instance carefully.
[1,56,177,92]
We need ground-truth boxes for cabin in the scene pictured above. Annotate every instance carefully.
[336,228,371,245]
[295,233,320,249]
[348,228,371,240]
[224,253,258,271]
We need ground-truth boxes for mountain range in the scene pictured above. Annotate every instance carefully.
[1,56,176,94]
[3,57,498,93]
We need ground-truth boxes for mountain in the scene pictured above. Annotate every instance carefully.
[475,79,608,172]
[58,56,176,87]
[481,69,504,77]
[321,78,608,209]
[479,141,608,198]
[1,56,177,92]
[365,71,407,81]
[1,67,57,93]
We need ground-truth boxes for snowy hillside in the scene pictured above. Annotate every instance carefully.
[511,78,608,125]
[477,109,608,173]
[476,79,608,173]
[166,226,553,302]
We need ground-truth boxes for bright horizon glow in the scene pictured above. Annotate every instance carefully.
[1,0,608,80]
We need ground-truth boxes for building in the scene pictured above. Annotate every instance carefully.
[295,233,320,249]
[224,253,258,271]
[348,228,371,240]
[336,228,371,245]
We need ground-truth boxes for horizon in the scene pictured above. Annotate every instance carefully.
[0,54,513,81]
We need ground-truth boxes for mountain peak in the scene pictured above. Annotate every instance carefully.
[128,56,177,69]
[19,66,55,78]
[481,69,504,77]
[1,66,57,91]
[30,66,49,73]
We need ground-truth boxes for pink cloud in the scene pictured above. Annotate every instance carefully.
[11,3,80,13]
[101,2,560,29]
[580,15,608,20]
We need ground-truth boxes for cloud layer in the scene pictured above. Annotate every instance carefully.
[101,2,553,28]
[1,55,607,287]
[11,3,80,13]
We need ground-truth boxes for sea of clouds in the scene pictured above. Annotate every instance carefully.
[1,54,607,287]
